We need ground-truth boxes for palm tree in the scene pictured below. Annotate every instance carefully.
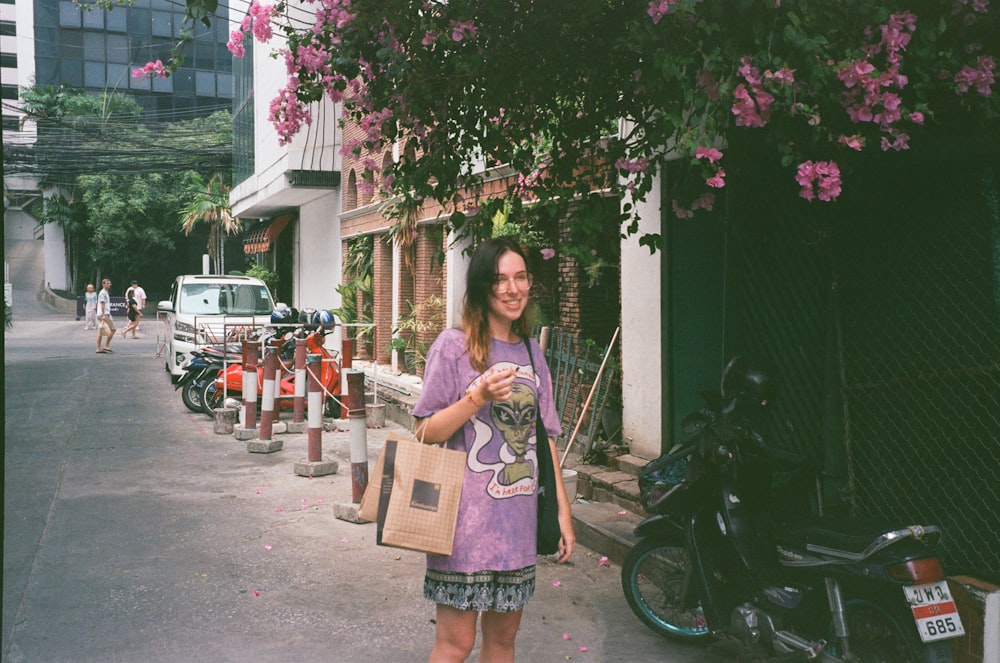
[179,173,240,274]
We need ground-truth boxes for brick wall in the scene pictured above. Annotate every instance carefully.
[372,233,393,364]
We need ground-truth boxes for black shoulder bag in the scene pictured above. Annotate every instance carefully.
[525,339,561,555]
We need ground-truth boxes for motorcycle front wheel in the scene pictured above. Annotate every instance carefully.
[621,537,711,642]
[181,380,203,412]
[827,598,953,663]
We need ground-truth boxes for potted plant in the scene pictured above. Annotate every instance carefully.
[392,295,445,374]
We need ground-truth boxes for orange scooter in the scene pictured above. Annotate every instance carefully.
[199,327,341,418]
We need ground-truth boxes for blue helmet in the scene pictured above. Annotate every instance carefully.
[313,309,336,331]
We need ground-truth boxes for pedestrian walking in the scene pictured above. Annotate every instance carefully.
[412,237,575,663]
[84,284,98,330]
[121,280,141,339]
[130,279,147,333]
[96,278,116,353]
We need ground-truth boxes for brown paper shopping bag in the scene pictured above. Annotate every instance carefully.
[359,433,465,555]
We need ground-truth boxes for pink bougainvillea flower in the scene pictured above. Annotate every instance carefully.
[552,580,562,587]
[695,146,723,163]
[672,200,693,219]
[617,510,628,516]
[541,248,556,260]
[421,30,437,46]
[796,160,842,202]
[706,170,726,188]
[450,19,478,42]
[264,544,272,550]
[838,134,864,151]
[131,59,168,79]
[647,0,679,25]
[255,488,263,495]
[252,589,261,597]
[598,556,610,567]
[274,506,284,513]
[563,632,571,640]
[579,645,589,652]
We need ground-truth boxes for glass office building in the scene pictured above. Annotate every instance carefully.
[32,0,232,119]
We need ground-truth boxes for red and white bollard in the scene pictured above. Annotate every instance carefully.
[307,353,323,462]
[258,340,278,440]
[293,334,306,424]
[241,339,258,430]
[293,353,338,477]
[344,369,368,503]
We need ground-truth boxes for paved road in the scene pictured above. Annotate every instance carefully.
[3,244,732,662]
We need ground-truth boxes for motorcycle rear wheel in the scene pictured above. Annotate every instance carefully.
[200,382,225,417]
[621,537,711,642]
[827,598,953,663]
[181,381,203,412]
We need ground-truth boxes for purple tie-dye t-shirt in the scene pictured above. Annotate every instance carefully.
[413,328,562,573]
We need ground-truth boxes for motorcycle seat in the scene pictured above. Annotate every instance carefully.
[774,518,939,565]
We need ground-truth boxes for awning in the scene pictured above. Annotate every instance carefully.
[243,214,294,254]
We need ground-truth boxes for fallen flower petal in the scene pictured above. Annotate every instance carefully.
[256,488,263,494]
[264,544,273,550]
[598,556,610,567]
[252,589,261,597]
[563,632,571,640]
[274,507,284,513]
[617,510,628,516]
[552,580,562,587]
[578,645,589,652]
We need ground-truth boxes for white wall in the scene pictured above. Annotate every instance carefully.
[620,172,663,461]
[293,192,341,311]
[42,221,70,290]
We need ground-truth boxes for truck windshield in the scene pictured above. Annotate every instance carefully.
[179,284,274,315]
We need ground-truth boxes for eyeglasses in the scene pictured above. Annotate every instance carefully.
[493,272,533,293]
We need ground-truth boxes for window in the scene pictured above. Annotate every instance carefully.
[106,9,126,32]
[151,11,171,37]
[0,53,16,68]
[1,85,17,100]
[2,115,19,131]
[83,61,106,87]
[83,32,105,60]
[58,1,81,28]
[82,9,103,29]
[195,70,215,96]
[0,21,15,36]
[107,34,128,63]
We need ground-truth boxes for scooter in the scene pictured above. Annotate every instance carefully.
[199,325,341,419]
[622,357,964,662]
[175,343,240,413]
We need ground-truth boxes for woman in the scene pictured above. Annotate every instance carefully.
[413,237,575,663]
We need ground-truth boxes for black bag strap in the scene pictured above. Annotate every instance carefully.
[523,339,547,436]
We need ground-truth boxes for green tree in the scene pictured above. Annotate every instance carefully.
[16,86,234,289]
[179,173,240,275]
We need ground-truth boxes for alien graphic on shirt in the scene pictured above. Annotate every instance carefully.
[467,363,540,499]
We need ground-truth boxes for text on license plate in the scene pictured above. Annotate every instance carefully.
[903,580,966,643]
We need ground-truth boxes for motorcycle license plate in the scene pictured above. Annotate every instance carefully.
[904,580,966,643]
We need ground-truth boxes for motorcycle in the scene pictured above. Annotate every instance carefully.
[622,357,964,662]
[199,323,341,419]
[175,342,241,413]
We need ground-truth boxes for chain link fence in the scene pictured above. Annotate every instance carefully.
[727,158,1000,576]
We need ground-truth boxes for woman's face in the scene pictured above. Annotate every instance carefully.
[487,250,531,333]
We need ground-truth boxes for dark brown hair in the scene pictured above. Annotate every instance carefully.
[461,237,534,371]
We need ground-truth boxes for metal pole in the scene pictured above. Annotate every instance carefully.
[307,353,323,462]
[242,339,258,429]
[344,369,368,503]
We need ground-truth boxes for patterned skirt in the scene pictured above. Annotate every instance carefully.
[424,566,536,613]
